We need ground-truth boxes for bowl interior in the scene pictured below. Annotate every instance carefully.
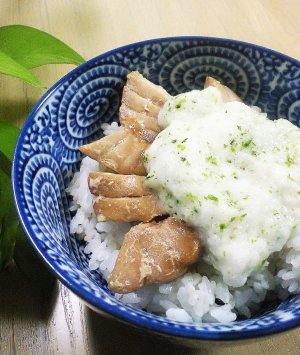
[13,37,300,341]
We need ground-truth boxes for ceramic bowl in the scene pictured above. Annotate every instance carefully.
[12,37,300,347]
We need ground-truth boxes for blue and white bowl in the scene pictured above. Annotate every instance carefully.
[12,37,300,347]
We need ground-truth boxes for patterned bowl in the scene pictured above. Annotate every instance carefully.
[12,37,300,347]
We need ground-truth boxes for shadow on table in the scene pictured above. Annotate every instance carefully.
[0,262,57,322]
[85,306,205,355]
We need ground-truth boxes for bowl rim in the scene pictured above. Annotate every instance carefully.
[12,35,300,341]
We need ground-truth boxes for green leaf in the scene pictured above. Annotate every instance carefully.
[0,151,11,178]
[0,121,20,161]
[0,49,45,87]
[0,25,85,69]
[0,171,18,271]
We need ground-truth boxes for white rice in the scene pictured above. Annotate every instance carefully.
[66,122,300,323]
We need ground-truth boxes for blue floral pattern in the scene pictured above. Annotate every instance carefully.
[13,37,300,343]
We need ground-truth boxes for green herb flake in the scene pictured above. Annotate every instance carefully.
[228,199,238,207]
[286,154,295,167]
[186,192,197,202]
[206,155,218,166]
[145,174,154,180]
[219,224,227,231]
[175,98,186,109]
[166,191,173,200]
[177,143,186,151]
[142,154,149,163]
[242,139,252,148]
[204,194,219,203]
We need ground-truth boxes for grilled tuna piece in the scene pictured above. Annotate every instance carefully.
[88,172,152,198]
[89,171,164,223]
[119,71,171,137]
[204,76,242,103]
[108,217,202,294]
[93,195,165,222]
[79,129,150,176]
